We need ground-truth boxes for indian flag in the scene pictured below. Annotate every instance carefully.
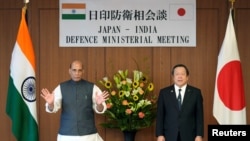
[6,8,39,141]
[61,3,86,20]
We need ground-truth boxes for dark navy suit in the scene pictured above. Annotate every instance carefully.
[156,84,204,141]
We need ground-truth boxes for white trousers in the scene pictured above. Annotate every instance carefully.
[57,133,104,141]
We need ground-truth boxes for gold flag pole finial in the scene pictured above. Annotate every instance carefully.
[23,0,29,4]
[229,0,235,9]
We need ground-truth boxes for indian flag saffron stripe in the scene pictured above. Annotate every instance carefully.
[62,3,86,20]
[6,8,39,141]
[62,3,86,9]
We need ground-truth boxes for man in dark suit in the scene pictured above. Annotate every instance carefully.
[156,64,204,141]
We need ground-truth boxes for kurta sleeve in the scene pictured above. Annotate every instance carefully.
[45,85,62,113]
[92,85,107,114]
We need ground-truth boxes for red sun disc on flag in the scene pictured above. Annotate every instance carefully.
[177,8,186,16]
[217,61,245,110]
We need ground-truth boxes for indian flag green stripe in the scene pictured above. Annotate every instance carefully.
[62,14,86,20]
[6,77,39,141]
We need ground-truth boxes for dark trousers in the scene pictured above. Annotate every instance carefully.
[177,132,181,141]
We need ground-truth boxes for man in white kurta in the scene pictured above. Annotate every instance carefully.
[41,60,109,141]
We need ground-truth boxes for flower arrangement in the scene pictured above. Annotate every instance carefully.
[99,69,157,131]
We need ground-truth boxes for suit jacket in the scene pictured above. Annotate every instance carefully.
[155,84,204,141]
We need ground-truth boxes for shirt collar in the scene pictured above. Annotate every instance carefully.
[174,84,187,93]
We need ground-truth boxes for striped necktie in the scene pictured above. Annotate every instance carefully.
[178,89,182,110]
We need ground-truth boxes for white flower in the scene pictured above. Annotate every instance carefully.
[102,76,109,82]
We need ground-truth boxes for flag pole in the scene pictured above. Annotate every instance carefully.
[22,3,27,14]
[229,0,235,21]
[23,0,29,24]
[23,0,29,10]
[229,0,235,8]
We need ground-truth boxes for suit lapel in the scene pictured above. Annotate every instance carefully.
[181,85,192,110]
[169,85,179,111]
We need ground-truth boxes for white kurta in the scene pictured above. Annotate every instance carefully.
[45,84,107,141]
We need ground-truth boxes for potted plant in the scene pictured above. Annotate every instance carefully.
[99,69,157,141]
